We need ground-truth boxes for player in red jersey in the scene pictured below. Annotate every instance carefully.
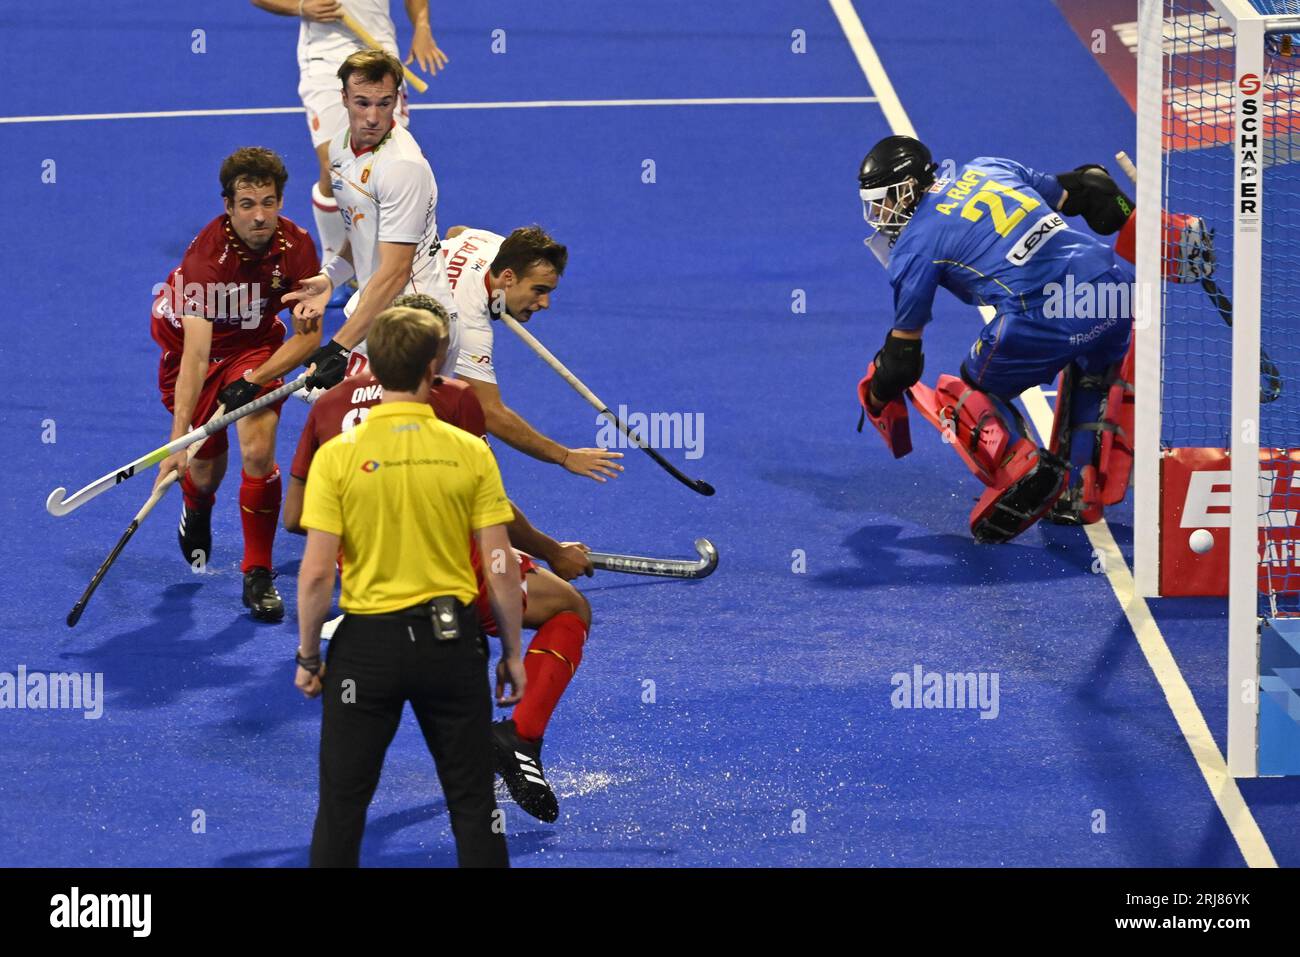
[150,147,323,621]
[284,293,594,822]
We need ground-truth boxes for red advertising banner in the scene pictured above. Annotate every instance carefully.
[1160,447,1300,596]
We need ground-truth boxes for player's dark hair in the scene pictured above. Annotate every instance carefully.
[490,226,568,279]
[219,147,289,200]
[369,306,447,392]
[337,49,405,92]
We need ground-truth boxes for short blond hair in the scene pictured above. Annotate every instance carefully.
[367,306,447,391]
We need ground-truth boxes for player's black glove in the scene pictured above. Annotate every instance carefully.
[1056,164,1134,235]
[217,377,261,412]
[305,339,350,391]
[869,333,925,407]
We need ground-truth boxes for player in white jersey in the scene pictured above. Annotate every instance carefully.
[441,225,624,483]
[249,0,448,274]
[286,50,457,393]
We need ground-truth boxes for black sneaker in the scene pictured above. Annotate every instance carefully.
[491,719,559,823]
[242,567,285,622]
[178,502,212,569]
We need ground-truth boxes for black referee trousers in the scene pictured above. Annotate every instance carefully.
[309,605,508,868]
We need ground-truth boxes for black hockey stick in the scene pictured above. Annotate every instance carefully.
[67,474,177,627]
[1199,277,1283,403]
[66,406,224,626]
[587,538,718,579]
[500,312,715,496]
[594,405,716,496]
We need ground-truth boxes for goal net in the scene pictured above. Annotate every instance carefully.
[1135,0,1300,775]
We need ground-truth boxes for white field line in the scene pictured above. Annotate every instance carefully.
[0,96,877,125]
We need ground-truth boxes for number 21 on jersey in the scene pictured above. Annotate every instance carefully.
[960,180,1040,237]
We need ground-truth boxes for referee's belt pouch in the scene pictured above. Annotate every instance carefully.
[429,595,462,642]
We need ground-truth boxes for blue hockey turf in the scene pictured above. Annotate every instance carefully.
[1,0,1297,867]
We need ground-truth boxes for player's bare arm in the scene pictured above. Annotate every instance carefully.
[330,240,417,350]
[462,376,625,482]
[476,523,526,706]
[403,0,449,75]
[504,500,594,580]
[249,0,342,22]
[155,315,212,489]
[295,527,338,698]
[285,239,352,329]
[283,477,307,535]
[244,321,324,389]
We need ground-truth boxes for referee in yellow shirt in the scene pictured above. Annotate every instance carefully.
[295,304,525,869]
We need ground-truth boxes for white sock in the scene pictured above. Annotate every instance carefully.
[311,182,346,260]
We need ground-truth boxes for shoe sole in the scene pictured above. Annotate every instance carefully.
[243,592,285,622]
[492,736,559,823]
[246,607,285,623]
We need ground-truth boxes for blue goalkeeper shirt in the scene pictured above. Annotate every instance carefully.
[886,157,1119,332]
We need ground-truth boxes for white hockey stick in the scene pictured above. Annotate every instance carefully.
[47,373,309,517]
[1114,150,1139,185]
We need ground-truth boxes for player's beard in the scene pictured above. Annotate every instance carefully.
[243,223,274,250]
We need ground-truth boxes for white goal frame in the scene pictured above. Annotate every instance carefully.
[1134,0,1300,776]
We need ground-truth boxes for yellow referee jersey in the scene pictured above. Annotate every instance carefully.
[300,401,515,613]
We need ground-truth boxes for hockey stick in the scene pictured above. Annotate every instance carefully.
[587,538,718,579]
[65,406,225,627]
[1114,151,1282,403]
[46,372,309,517]
[1195,276,1283,403]
[498,312,715,496]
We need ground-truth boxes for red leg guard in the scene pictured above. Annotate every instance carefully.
[968,441,1069,543]
[908,375,1018,486]
[909,376,1067,542]
[1096,341,1136,507]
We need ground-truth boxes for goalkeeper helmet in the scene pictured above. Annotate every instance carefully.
[858,135,938,237]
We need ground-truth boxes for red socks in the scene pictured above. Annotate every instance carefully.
[239,466,281,572]
[180,472,215,512]
[513,611,587,742]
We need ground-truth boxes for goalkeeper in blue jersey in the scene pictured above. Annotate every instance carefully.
[855,135,1137,543]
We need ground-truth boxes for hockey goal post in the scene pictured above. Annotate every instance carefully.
[1134,0,1300,776]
